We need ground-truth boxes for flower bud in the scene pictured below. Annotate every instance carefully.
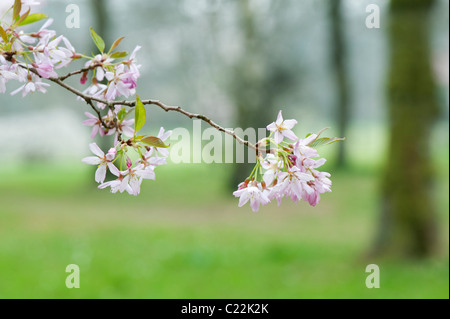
[80,71,88,85]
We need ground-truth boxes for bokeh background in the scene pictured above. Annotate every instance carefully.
[0,0,448,298]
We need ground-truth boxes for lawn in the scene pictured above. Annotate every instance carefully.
[0,162,448,298]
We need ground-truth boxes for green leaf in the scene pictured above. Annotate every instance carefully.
[14,8,30,27]
[109,36,124,53]
[18,13,48,26]
[0,26,7,43]
[308,137,346,148]
[141,136,169,148]
[117,107,126,121]
[90,27,105,53]
[110,51,128,59]
[134,95,146,134]
[315,127,330,138]
[13,0,21,21]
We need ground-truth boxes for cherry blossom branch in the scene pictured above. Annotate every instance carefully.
[57,62,99,81]
[23,66,111,129]
[1,1,343,209]
[115,99,267,153]
[29,65,269,153]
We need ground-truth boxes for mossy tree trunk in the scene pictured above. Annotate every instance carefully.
[372,0,440,258]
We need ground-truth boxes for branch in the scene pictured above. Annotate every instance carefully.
[116,99,262,152]
[57,64,97,81]
[22,66,110,129]
[29,67,270,153]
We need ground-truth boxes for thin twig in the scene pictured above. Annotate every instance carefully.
[57,61,103,81]
[84,97,110,129]
[22,66,110,128]
[27,66,270,153]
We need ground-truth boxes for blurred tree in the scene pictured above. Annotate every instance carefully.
[329,0,350,168]
[92,0,109,47]
[373,0,440,258]
[230,1,295,188]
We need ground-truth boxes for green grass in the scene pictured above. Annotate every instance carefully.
[0,162,448,298]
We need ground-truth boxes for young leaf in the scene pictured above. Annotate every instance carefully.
[18,13,48,26]
[90,27,105,53]
[308,137,346,148]
[315,127,330,138]
[13,0,21,20]
[307,127,331,145]
[117,107,127,121]
[0,26,7,43]
[141,136,169,148]
[109,36,125,53]
[134,95,146,134]
[14,8,30,27]
[110,51,128,59]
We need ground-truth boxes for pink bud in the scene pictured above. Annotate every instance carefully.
[105,148,117,161]
[108,148,117,157]
[80,71,88,85]
[126,156,132,169]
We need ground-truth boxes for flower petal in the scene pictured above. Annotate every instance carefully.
[95,164,107,183]
[283,129,298,141]
[276,110,283,125]
[89,143,104,157]
[82,156,102,165]
[274,131,283,144]
[283,119,298,130]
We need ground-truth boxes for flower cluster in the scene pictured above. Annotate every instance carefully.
[79,45,141,109]
[233,111,342,212]
[83,108,134,142]
[82,127,172,196]
[0,15,76,96]
[1,1,171,196]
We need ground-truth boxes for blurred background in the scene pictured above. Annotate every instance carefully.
[0,0,448,298]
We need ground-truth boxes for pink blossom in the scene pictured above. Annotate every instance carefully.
[0,65,19,93]
[99,164,155,196]
[118,118,135,137]
[33,35,70,68]
[97,164,127,194]
[81,143,117,183]
[152,127,172,157]
[78,84,108,109]
[142,148,167,168]
[261,154,282,186]
[84,54,113,81]
[266,111,298,144]
[293,134,319,161]
[82,112,105,139]
[301,170,332,207]
[32,62,57,78]
[104,64,137,100]
[123,46,141,79]
[233,182,270,212]
[274,166,314,203]
[10,75,50,97]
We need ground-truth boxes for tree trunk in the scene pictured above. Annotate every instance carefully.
[230,2,294,188]
[330,0,350,168]
[230,1,272,188]
[372,0,440,258]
